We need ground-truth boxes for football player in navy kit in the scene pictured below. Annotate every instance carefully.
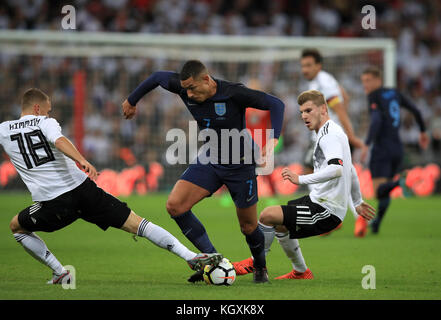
[122,60,285,283]
[360,66,429,234]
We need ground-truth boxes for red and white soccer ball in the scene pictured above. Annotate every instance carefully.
[203,258,236,286]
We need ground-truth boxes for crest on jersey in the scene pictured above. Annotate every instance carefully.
[214,102,226,116]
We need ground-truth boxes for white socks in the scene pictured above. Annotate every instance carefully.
[13,219,198,278]
[14,232,65,275]
[258,222,276,255]
[276,232,307,272]
[258,222,308,272]
[137,218,196,261]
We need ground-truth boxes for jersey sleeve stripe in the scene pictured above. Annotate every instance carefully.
[327,96,341,108]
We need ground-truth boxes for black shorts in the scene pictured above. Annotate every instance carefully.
[18,178,131,232]
[281,195,341,239]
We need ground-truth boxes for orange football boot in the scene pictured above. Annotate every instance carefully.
[354,215,368,237]
[275,268,314,280]
[232,257,254,276]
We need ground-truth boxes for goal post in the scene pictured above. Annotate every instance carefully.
[0,30,396,84]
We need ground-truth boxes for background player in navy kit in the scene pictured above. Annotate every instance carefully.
[122,60,285,283]
[360,67,429,234]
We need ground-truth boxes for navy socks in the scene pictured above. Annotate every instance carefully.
[376,196,391,223]
[377,180,400,198]
[172,210,217,253]
[374,179,398,225]
[173,210,266,269]
[245,226,266,269]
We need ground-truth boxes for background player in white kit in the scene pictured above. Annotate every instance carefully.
[1,88,222,284]
[256,90,375,279]
[300,48,369,237]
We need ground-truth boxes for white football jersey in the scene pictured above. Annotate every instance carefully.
[0,115,87,201]
[308,120,361,221]
[308,70,343,140]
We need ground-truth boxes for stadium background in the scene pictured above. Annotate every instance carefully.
[0,0,440,197]
[0,0,441,303]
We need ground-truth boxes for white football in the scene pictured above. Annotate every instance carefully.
[203,258,236,286]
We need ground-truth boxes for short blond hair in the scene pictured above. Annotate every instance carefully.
[297,90,326,107]
[22,88,49,110]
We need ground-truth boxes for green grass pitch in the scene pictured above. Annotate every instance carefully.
[0,192,440,300]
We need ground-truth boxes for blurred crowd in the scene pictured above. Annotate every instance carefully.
[1,0,440,187]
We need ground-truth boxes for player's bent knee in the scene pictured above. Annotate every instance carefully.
[166,199,179,216]
[239,222,257,235]
[9,215,24,233]
[166,198,189,217]
[259,206,281,226]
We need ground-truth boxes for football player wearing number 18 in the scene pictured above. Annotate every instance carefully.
[360,67,429,235]
[1,88,222,285]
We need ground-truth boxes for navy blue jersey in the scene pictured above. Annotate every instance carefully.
[128,71,285,166]
[365,87,425,154]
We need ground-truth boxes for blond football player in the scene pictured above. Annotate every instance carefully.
[1,88,221,284]
[300,48,369,236]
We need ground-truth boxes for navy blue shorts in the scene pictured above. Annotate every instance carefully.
[369,153,402,178]
[180,162,258,208]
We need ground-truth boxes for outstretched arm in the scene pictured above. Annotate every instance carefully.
[234,86,285,140]
[282,164,342,185]
[40,117,98,180]
[233,86,285,166]
[55,136,97,180]
[283,134,345,185]
[400,93,429,149]
[123,71,181,119]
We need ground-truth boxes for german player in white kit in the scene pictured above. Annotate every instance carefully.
[256,90,375,279]
[2,88,222,284]
[300,48,369,237]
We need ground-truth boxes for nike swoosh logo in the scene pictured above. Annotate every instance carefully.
[246,195,255,202]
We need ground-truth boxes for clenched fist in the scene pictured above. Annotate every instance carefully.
[122,99,136,120]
